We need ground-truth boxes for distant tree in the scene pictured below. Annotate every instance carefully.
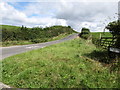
[79,27,91,39]
[81,28,90,34]
[68,26,71,28]
[21,25,24,31]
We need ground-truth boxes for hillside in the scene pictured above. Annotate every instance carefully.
[0,25,21,31]
[0,25,77,46]
[1,38,118,88]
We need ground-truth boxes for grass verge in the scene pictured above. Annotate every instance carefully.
[1,38,118,88]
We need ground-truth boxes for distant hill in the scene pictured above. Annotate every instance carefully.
[0,25,21,30]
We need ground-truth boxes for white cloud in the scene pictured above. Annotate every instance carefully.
[3,0,119,2]
[0,0,119,32]
[56,1,118,32]
[0,2,67,28]
[0,2,27,25]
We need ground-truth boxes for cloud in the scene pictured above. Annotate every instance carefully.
[0,0,118,32]
[0,2,67,28]
[20,1,118,32]
[55,1,118,31]
[3,0,119,2]
[0,2,27,24]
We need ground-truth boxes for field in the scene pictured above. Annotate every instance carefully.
[91,32,112,39]
[91,32,113,46]
[1,38,118,88]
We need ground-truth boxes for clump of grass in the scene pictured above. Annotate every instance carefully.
[1,38,118,88]
[2,41,33,47]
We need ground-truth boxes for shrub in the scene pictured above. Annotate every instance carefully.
[92,37,100,46]
[106,20,120,36]
[31,39,48,43]
[79,28,91,40]
[81,34,90,39]
[31,39,42,43]
[106,20,120,48]
[2,25,77,42]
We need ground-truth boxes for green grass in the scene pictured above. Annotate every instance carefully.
[1,38,118,88]
[91,32,113,46]
[1,41,33,47]
[47,33,72,41]
[0,25,21,31]
[92,32,112,39]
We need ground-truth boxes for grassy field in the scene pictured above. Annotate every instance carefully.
[1,38,118,88]
[91,32,112,39]
[0,25,20,30]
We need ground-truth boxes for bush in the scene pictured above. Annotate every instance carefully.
[81,34,90,39]
[31,39,48,43]
[79,28,91,40]
[115,36,120,48]
[106,20,120,36]
[81,28,90,34]
[92,37,100,46]
[31,39,41,43]
[2,25,77,42]
[106,20,120,48]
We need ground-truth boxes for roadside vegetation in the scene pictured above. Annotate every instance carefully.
[91,20,120,49]
[1,25,77,47]
[1,38,118,88]
[1,20,119,88]
[106,20,120,48]
[79,28,91,40]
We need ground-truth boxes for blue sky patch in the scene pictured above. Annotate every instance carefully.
[8,2,30,11]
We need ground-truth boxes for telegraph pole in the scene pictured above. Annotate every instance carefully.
[118,1,120,20]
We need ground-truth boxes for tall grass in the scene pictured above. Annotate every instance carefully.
[1,38,118,88]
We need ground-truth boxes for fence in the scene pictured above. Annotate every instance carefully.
[100,37,117,49]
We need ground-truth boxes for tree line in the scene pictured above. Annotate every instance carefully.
[1,25,76,43]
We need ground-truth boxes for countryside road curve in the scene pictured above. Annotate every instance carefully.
[1,33,78,60]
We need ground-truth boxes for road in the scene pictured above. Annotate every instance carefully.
[0,33,78,88]
[0,33,78,60]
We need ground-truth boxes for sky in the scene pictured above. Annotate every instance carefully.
[0,0,119,32]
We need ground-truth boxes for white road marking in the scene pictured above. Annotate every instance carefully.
[41,46,46,48]
[26,46,39,49]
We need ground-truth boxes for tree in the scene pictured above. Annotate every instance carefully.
[106,20,120,48]
[106,20,120,37]
[21,25,24,31]
[79,27,91,39]
[81,28,90,34]
[68,26,71,28]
